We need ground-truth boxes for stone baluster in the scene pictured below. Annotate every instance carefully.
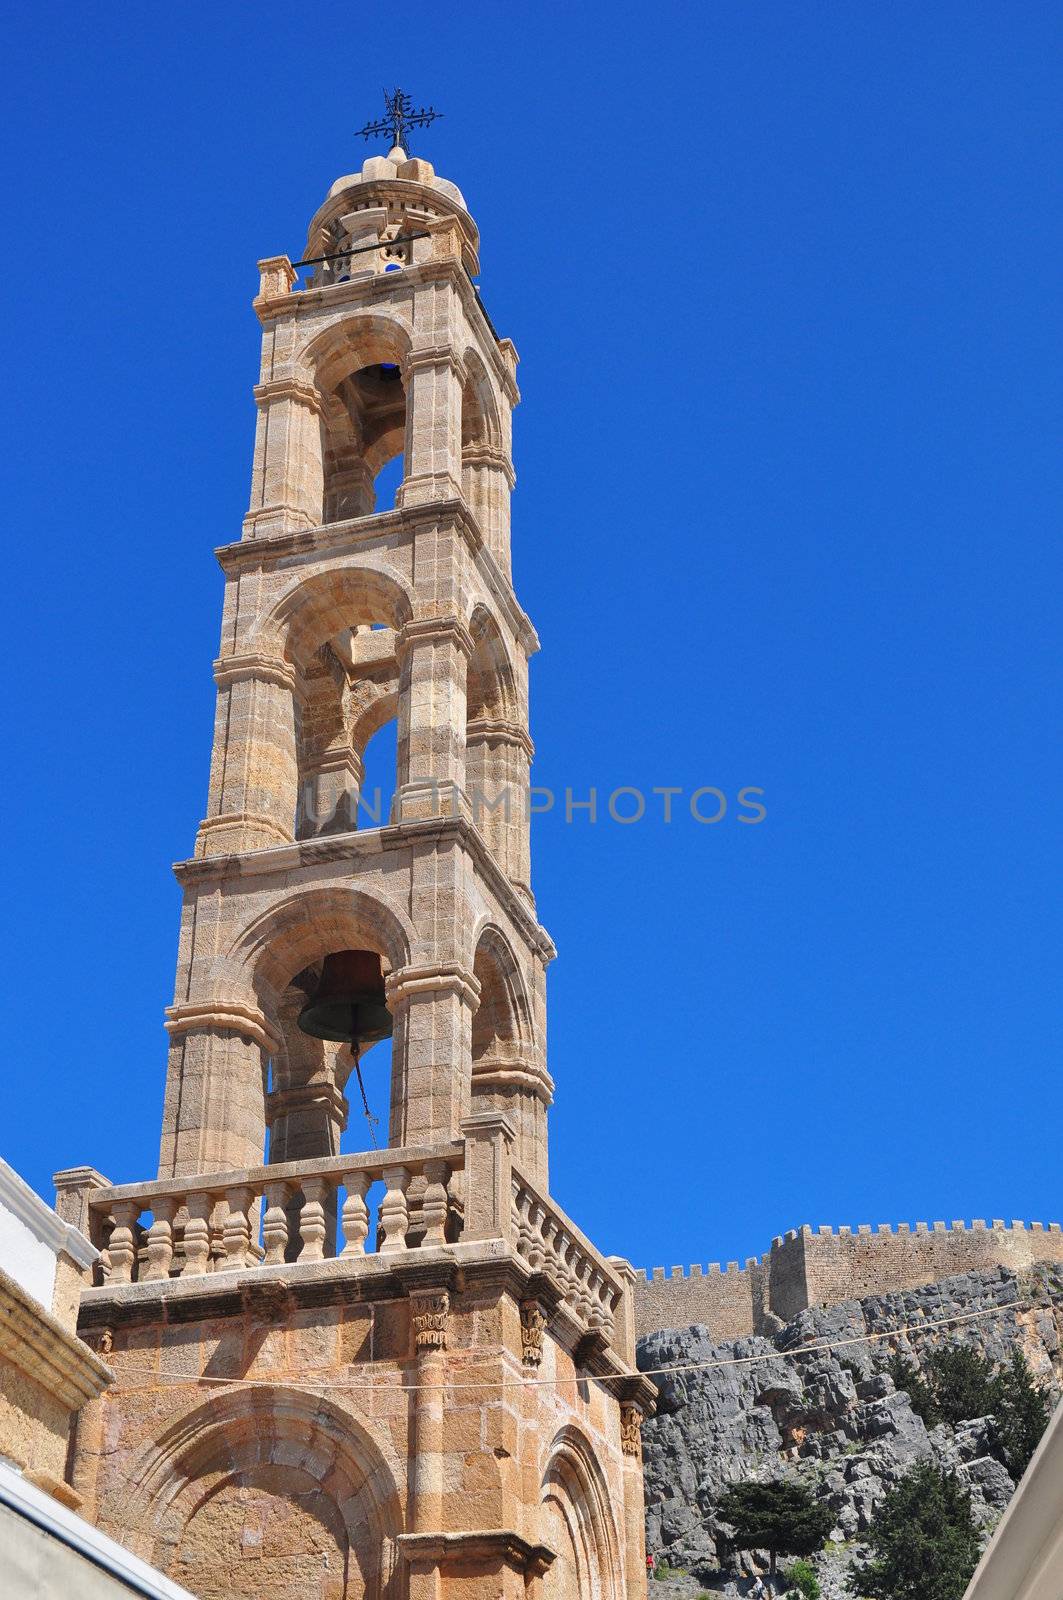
[182,1192,212,1276]
[556,1233,579,1310]
[142,1197,176,1282]
[379,1166,411,1253]
[107,1201,140,1285]
[341,1172,371,1256]
[421,1159,450,1247]
[262,1180,291,1267]
[222,1186,253,1270]
[583,1265,604,1328]
[298,1177,331,1262]
[526,1198,548,1270]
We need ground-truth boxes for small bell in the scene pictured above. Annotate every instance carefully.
[296,949,393,1045]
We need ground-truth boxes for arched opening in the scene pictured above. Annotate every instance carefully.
[466,607,522,873]
[256,566,408,845]
[308,324,410,524]
[470,926,547,1183]
[372,451,404,512]
[460,350,510,563]
[540,1430,622,1600]
[126,1387,403,1600]
[224,887,415,1226]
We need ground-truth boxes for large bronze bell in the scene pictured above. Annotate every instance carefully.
[296,949,393,1046]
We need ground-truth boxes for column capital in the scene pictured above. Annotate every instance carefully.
[465,716,534,761]
[386,962,480,1010]
[396,614,475,662]
[401,344,467,382]
[164,999,282,1055]
[461,443,517,489]
[252,377,326,417]
[212,651,300,695]
[620,1401,644,1458]
[460,1108,517,1146]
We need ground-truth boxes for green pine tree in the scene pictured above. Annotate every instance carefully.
[716,1479,832,1577]
[992,1348,1050,1481]
[847,1461,981,1600]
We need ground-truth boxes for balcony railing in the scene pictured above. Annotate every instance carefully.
[55,1124,633,1368]
[81,1141,462,1285]
[512,1173,625,1342]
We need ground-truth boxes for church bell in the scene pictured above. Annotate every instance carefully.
[296,949,393,1046]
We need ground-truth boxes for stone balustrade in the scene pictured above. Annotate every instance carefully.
[511,1170,624,1340]
[84,1142,463,1286]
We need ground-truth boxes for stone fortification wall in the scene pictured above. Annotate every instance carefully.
[633,1258,764,1343]
[634,1219,1063,1339]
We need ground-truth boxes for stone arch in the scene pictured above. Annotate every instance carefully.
[224,885,414,1016]
[469,919,550,1195]
[298,313,412,395]
[219,886,414,1170]
[540,1426,622,1600]
[252,565,409,844]
[297,313,414,523]
[471,923,533,1067]
[254,563,413,668]
[461,347,502,452]
[123,1385,403,1600]
[466,604,517,723]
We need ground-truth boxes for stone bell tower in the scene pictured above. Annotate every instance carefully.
[54,131,653,1600]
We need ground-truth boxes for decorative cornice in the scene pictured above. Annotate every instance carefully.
[470,1061,554,1105]
[252,378,327,416]
[265,1081,348,1128]
[466,717,534,761]
[397,1530,554,1578]
[164,1000,282,1055]
[401,344,467,382]
[385,961,480,1009]
[195,812,296,850]
[0,1159,98,1272]
[396,614,475,662]
[461,444,517,489]
[171,814,556,965]
[215,496,539,659]
[0,1267,111,1411]
[212,651,299,694]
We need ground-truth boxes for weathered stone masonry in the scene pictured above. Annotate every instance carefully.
[635,1219,1063,1339]
[53,142,655,1600]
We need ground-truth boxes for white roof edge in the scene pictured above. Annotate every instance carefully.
[0,1461,198,1599]
[0,1157,99,1269]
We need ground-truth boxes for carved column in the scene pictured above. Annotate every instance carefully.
[159,1002,279,1177]
[466,719,533,896]
[619,1389,652,1600]
[398,347,464,507]
[461,444,514,574]
[387,964,480,1148]
[244,371,326,537]
[394,616,473,823]
[196,653,301,856]
[405,1278,452,1536]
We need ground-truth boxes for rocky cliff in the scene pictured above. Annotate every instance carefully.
[638,1262,1063,1597]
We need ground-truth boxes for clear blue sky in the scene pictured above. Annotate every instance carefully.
[2,3,1060,1275]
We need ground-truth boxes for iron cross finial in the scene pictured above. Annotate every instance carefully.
[355,89,442,152]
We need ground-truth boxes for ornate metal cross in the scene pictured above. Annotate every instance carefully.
[355,89,442,151]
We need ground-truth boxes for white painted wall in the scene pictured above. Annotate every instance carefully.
[0,1158,97,1315]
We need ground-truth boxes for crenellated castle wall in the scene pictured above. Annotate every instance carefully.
[634,1219,1063,1339]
